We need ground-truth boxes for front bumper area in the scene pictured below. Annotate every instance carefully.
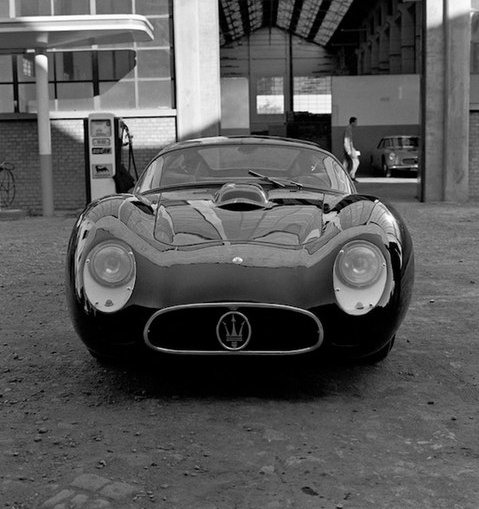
[388,164,418,171]
[68,297,398,361]
[144,302,324,355]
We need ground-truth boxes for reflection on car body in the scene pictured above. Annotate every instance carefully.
[371,135,419,177]
[66,136,414,366]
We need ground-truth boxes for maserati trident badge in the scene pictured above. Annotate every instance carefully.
[216,311,251,351]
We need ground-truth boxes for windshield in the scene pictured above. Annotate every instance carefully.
[390,136,419,148]
[136,143,353,194]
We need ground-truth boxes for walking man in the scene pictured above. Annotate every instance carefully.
[343,116,360,182]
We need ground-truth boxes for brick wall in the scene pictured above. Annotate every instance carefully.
[468,111,479,200]
[0,115,176,214]
[0,120,40,213]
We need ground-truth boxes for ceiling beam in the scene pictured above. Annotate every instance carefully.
[307,0,332,42]
[289,0,304,33]
[262,0,279,28]
[238,0,251,35]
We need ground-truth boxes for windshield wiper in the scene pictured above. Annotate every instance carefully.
[140,180,226,194]
[248,170,303,190]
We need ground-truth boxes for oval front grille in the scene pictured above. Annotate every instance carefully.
[144,303,323,355]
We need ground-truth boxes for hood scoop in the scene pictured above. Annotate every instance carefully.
[214,182,270,211]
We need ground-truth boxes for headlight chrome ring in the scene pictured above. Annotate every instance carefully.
[335,241,386,288]
[86,241,135,288]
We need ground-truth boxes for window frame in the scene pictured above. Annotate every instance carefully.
[0,0,175,114]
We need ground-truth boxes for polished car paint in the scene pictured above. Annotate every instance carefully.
[66,158,414,362]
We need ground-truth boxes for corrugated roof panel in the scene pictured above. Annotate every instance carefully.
[219,0,354,47]
[315,0,354,45]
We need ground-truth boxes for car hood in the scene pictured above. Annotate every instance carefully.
[153,186,327,247]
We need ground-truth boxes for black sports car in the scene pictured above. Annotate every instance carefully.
[66,136,414,363]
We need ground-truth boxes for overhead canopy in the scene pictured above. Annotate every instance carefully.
[219,0,354,46]
[0,14,153,52]
[0,14,153,217]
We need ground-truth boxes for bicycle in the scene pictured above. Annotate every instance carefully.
[0,160,15,208]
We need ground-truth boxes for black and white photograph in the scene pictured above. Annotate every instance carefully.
[0,0,478,507]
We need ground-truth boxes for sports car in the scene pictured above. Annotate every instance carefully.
[66,136,414,364]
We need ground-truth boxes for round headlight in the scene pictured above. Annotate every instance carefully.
[388,152,396,161]
[87,241,135,287]
[336,241,385,288]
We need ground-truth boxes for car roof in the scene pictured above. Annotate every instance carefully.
[157,135,325,155]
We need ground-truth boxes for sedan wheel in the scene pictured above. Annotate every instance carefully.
[382,162,392,178]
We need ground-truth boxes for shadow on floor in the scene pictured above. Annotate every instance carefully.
[355,177,419,203]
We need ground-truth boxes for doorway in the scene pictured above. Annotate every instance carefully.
[220,27,335,147]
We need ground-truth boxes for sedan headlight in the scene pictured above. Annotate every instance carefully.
[333,241,388,316]
[88,242,135,287]
[388,152,396,161]
[336,241,384,288]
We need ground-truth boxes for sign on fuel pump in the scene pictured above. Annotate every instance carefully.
[84,112,137,203]
[84,112,118,202]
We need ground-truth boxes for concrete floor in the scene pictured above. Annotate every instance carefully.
[0,185,478,508]
[355,177,419,203]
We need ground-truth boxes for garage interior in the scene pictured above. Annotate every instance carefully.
[0,0,475,215]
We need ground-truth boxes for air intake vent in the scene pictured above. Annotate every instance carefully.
[214,183,270,210]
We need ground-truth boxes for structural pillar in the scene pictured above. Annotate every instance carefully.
[443,0,470,202]
[35,50,54,216]
[173,0,221,140]
[422,0,470,202]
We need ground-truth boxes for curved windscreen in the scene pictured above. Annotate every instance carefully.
[388,136,419,149]
[136,143,353,194]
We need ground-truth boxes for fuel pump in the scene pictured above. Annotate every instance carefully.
[84,113,137,203]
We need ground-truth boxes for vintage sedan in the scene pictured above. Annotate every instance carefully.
[66,136,414,364]
[371,135,419,177]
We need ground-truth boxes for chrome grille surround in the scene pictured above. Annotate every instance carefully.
[144,302,324,356]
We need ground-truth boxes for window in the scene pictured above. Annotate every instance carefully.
[54,0,90,15]
[138,80,172,108]
[391,136,418,148]
[15,0,51,15]
[57,83,94,110]
[293,77,331,114]
[0,0,9,16]
[99,81,136,109]
[0,85,14,113]
[96,0,131,14]
[0,0,174,113]
[18,83,55,112]
[136,50,171,78]
[56,52,93,81]
[136,0,170,15]
[98,51,136,80]
[471,43,479,74]
[256,77,284,115]
[17,54,54,82]
[0,55,13,82]
[94,0,174,109]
